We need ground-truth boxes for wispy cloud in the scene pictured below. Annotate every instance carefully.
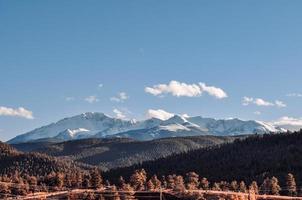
[110,92,129,103]
[272,116,302,131]
[65,97,75,101]
[146,109,174,120]
[85,96,99,103]
[0,106,34,119]
[286,93,302,97]
[242,97,286,108]
[254,111,261,115]
[275,100,287,108]
[145,80,227,99]
[98,83,103,88]
[113,108,126,119]
[145,109,190,121]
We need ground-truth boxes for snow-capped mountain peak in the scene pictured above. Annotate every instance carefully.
[8,112,287,143]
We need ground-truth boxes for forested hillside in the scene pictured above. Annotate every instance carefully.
[0,141,82,177]
[104,131,302,187]
[13,135,238,170]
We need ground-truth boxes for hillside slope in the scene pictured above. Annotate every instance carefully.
[12,135,238,171]
[104,131,302,185]
[0,141,81,177]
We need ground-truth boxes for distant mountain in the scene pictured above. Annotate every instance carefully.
[104,131,302,186]
[8,112,285,144]
[12,135,239,171]
[8,112,137,144]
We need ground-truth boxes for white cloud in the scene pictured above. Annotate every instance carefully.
[65,97,75,101]
[273,116,302,127]
[145,80,227,99]
[113,108,126,119]
[254,111,261,115]
[272,116,302,131]
[286,93,302,97]
[242,97,254,106]
[242,97,286,108]
[146,109,174,120]
[199,83,228,99]
[85,96,99,103]
[181,114,190,118]
[146,109,191,120]
[254,98,274,106]
[275,100,287,108]
[98,84,103,88]
[145,81,201,97]
[110,92,129,103]
[0,106,34,119]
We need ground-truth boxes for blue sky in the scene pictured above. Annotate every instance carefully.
[1,1,302,141]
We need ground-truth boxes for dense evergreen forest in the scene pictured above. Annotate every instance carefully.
[105,130,302,189]
[12,135,237,170]
[0,141,82,177]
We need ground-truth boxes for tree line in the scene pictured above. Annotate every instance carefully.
[0,168,299,199]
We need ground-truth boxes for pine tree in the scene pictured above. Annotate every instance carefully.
[174,175,185,192]
[220,181,230,191]
[146,179,155,190]
[90,168,103,189]
[55,172,64,190]
[28,176,38,193]
[161,176,167,189]
[185,172,200,190]
[249,181,259,194]
[286,173,297,196]
[74,172,83,188]
[270,177,281,195]
[148,175,161,190]
[167,175,176,189]
[82,174,91,189]
[230,181,239,192]
[65,173,73,188]
[200,177,209,190]
[0,183,10,198]
[129,169,147,191]
[212,182,221,191]
[260,177,271,195]
[239,181,247,193]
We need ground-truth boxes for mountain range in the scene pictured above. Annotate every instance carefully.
[8,112,286,144]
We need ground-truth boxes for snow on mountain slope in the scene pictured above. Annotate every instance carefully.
[54,128,93,140]
[159,124,190,132]
[8,112,286,143]
[8,112,137,143]
[109,124,207,141]
[187,117,284,135]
